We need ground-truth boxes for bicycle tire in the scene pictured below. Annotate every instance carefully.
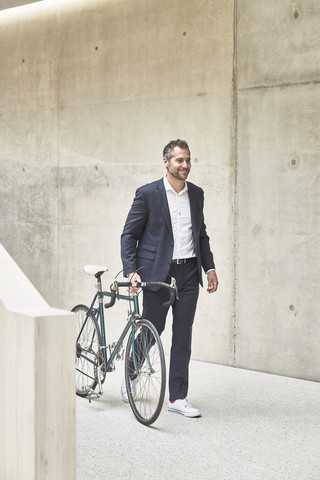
[125,319,166,426]
[72,304,103,397]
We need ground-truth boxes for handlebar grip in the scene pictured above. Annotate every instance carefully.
[104,291,116,309]
[116,282,132,288]
[141,281,177,307]
[162,288,176,307]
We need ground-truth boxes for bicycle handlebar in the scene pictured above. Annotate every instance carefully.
[140,281,177,307]
[104,278,179,309]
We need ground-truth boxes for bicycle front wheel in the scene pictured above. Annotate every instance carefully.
[125,319,166,426]
[72,304,102,397]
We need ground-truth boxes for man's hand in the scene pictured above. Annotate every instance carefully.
[207,270,218,293]
[127,272,142,293]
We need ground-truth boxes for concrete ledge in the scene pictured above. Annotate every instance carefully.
[0,244,76,479]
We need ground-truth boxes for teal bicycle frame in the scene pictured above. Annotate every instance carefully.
[83,276,141,375]
[75,269,177,424]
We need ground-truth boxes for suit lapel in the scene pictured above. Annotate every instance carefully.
[187,182,200,239]
[156,179,173,236]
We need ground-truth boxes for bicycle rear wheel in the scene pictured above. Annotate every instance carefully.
[72,304,102,397]
[125,319,166,426]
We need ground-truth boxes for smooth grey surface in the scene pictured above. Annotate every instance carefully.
[236,82,320,380]
[1,0,320,381]
[0,0,235,370]
[236,0,320,382]
[77,360,320,480]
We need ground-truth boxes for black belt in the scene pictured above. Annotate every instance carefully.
[171,258,195,264]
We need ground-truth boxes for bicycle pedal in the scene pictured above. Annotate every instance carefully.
[86,388,100,403]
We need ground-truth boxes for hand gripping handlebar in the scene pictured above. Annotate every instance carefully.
[104,277,179,309]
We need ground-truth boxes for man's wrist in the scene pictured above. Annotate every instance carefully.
[206,268,216,274]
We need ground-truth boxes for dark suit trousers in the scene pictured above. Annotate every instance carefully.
[142,258,199,401]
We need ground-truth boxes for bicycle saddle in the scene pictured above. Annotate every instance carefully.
[83,265,108,276]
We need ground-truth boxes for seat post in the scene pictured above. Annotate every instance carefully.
[95,273,102,292]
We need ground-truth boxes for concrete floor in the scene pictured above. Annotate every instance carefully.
[76,359,320,480]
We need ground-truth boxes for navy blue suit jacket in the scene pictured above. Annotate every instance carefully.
[121,178,215,286]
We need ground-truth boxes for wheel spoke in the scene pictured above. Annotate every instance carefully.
[125,319,166,426]
[72,305,102,397]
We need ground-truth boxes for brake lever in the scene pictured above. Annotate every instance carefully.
[170,277,179,300]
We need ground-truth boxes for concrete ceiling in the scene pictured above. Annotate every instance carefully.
[0,0,43,11]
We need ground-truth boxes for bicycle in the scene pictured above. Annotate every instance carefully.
[72,265,178,426]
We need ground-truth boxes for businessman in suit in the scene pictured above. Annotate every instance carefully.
[121,139,218,417]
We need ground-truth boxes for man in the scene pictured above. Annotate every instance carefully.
[121,139,218,417]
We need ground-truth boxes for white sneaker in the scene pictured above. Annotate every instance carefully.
[121,378,137,403]
[168,398,201,417]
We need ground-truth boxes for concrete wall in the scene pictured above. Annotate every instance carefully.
[0,243,76,479]
[0,0,319,381]
[235,0,320,381]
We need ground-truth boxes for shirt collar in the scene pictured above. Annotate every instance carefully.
[163,176,188,194]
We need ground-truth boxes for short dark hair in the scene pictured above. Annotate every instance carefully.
[163,139,190,161]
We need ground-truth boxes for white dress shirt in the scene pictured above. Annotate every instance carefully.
[163,176,196,260]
